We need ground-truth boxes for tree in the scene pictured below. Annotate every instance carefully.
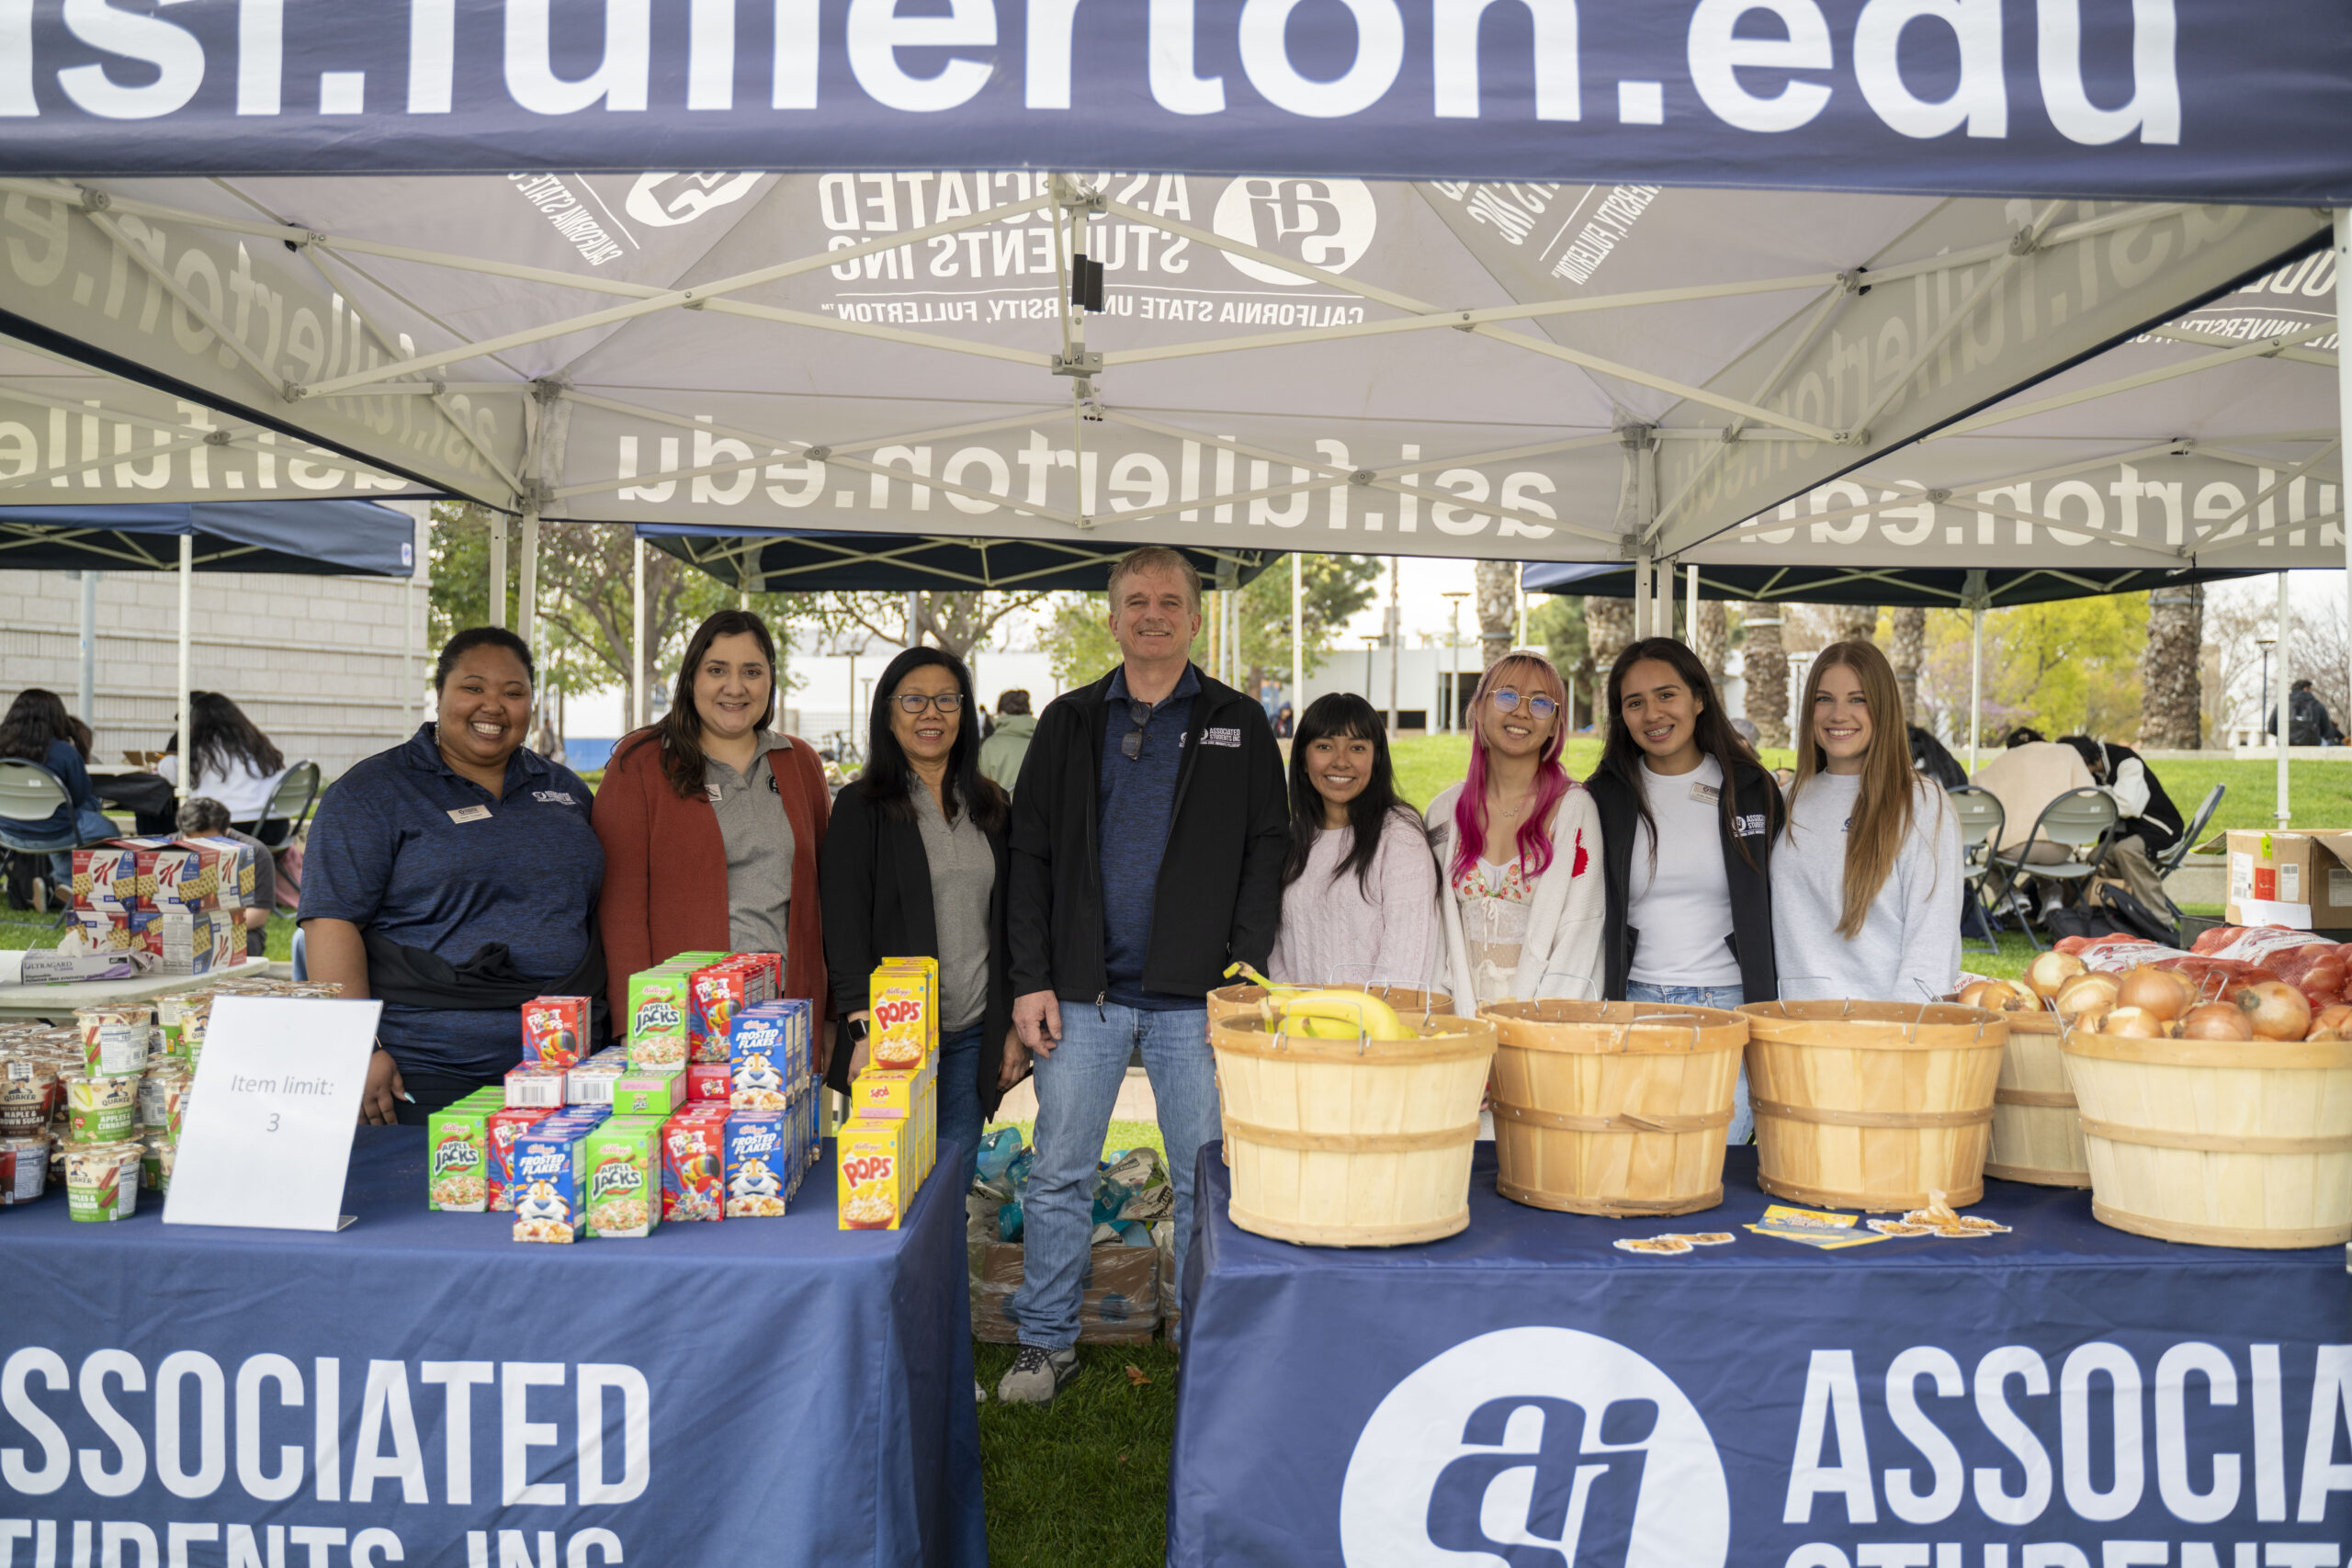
[1744,604,1790,747]
[1891,606,1927,724]
[1917,594,2148,743]
[1475,560,1517,671]
[1042,554,1378,692]
[1586,596,1633,726]
[1830,604,1881,644]
[1696,599,1728,687]
[800,590,1053,662]
[1526,594,1590,721]
[2139,584,2203,748]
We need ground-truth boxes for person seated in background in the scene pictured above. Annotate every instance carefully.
[2269,679,2346,746]
[2003,726,2048,748]
[2058,735,2185,914]
[0,687,116,909]
[1908,725,1967,790]
[176,796,277,957]
[1969,733,2096,917]
[144,692,289,836]
[979,689,1035,794]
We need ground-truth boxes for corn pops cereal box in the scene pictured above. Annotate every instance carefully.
[838,1114,909,1230]
[625,966,692,1069]
[851,1057,933,1120]
[612,1068,684,1118]
[868,960,935,1069]
[511,1125,584,1242]
[582,1121,659,1238]
[686,1063,731,1103]
[724,1109,791,1217]
[426,1103,489,1212]
[487,1106,554,1210]
[522,996,591,1069]
[661,1110,728,1222]
[728,1010,797,1110]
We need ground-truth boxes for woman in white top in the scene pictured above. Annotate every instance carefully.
[1427,650,1604,1010]
[1267,694,1441,992]
[154,692,288,827]
[1771,639,1963,1002]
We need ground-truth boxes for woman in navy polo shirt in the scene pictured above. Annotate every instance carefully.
[300,627,605,1124]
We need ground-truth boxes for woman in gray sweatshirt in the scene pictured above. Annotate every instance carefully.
[1770,639,1962,1003]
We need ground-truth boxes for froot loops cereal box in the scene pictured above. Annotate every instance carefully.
[522,996,591,1069]
[868,958,937,1070]
[689,954,778,1063]
[661,1108,729,1222]
[487,1105,554,1211]
[724,1109,791,1217]
[686,1063,731,1103]
[837,1114,910,1230]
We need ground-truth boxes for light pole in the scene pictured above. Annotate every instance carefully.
[1442,591,1469,733]
[2258,635,2276,745]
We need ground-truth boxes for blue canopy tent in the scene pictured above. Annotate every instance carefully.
[0,499,421,795]
[636,526,1273,596]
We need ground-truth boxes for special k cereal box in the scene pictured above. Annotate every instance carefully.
[522,996,591,1069]
[582,1121,659,1238]
[70,845,140,912]
[686,1063,731,1103]
[838,1114,908,1230]
[511,1125,584,1242]
[724,1109,792,1217]
[487,1105,554,1211]
[661,1109,728,1222]
[868,959,936,1070]
[728,1009,796,1110]
[153,838,255,914]
[426,1102,489,1212]
[626,965,692,1070]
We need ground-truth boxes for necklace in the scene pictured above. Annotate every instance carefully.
[1488,788,1531,819]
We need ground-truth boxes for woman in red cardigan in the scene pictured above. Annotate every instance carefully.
[593,610,831,1055]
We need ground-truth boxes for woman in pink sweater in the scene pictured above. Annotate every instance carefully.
[1267,694,1442,994]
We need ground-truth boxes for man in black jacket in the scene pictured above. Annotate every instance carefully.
[997,547,1286,1404]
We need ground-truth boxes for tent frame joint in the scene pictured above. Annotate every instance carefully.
[1051,350,1102,377]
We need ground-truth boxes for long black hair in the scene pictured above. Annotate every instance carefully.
[1597,637,1760,870]
[168,691,285,783]
[857,646,1006,833]
[1283,693,1415,893]
[617,610,776,800]
[0,688,74,763]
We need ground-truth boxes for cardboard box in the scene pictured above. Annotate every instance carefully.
[156,910,236,976]
[968,1239,1159,1345]
[2217,829,2352,931]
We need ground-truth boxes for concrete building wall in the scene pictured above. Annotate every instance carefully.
[0,567,430,779]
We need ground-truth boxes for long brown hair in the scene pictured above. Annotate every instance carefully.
[619,610,779,798]
[1788,638,1938,939]
[1596,637,1761,872]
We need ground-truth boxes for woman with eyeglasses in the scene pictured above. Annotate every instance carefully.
[1428,650,1605,1011]
[594,610,833,1054]
[820,647,1018,1187]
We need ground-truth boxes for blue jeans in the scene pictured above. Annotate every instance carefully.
[1624,981,1752,1145]
[0,807,115,887]
[938,1022,985,1193]
[1011,1000,1219,1351]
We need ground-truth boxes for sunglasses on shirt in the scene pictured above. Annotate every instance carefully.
[1121,700,1152,760]
[1488,690,1558,720]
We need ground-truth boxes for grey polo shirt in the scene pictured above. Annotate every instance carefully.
[706,730,793,954]
[911,782,994,1034]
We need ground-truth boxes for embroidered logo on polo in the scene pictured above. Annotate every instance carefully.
[1736,813,1769,837]
[532,790,578,807]
[1204,728,1243,749]
[1338,1325,1728,1567]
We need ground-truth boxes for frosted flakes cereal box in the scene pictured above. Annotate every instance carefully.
[625,966,692,1069]
[838,1115,908,1230]
[686,1063,731,1103]
[487,1106,554,1211]
[728,1010,796,1110]
[511,1126,584,1242]
[426,1103,489,1212]
[522,996,590,1069]
[661,1110,727,1223]
[725,1109,791,1217]
[70,846,140,912]
[868,960,935,1070]
[582,1122,658,1238]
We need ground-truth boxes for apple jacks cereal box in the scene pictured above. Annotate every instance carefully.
[838,1114,909,1229]
[612,1068,684,1118]
[724,1109,791,1217]
[511,1125,584,1242]
[426,1103,489,1212]
[661,1109,728,1222]
[487,1106,555,1211]
[522,996,591,1069]
[625,965,692,1069]
[582,1121,659,1238]
[868,958,937,1070]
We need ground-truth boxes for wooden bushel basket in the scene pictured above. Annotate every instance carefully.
[1984,1009,2091,1187]
[2059,1030,2352,1249]
[1205,984,1453,1167]
[1738,1000,2008,1212]
[1207,1011,1495,1247]
[1486,1000,1747,1218]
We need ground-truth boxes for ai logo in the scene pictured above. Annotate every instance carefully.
[1339,1326,1728,1568]
[1212,177,1378,287]
[625,172,764,228]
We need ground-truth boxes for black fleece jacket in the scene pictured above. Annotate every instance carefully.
[1588,756,1784,1002]
[1006,664,1287,1005]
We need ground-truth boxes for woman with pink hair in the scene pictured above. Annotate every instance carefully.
[1426,650,1605,1012]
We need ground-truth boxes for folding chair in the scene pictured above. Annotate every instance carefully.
[2152,784,2225,882]
[0,759,113,924]
[247,761,322,852]
[1947,785,2007,953]
[1986,788,2121,952]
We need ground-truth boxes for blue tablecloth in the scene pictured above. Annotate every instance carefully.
[1171,1145,2352,1568]
[5,1127,985,1568]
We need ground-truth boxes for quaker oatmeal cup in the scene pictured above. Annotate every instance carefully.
[0,1055,57,1136]
[137,1066,191,1139]
[64,1072,139,1143]
[74,1007,153,1077]
[139,1129,177,1192]
[64,1140,141,1222]
[1,1134,51,1204]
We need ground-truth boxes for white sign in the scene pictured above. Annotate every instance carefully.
[164,996,380,1232]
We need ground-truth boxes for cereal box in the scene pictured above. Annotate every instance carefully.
[152,838,254,914]
[756,998,814,1086]
[487,1106,555,1210]
[612,1068,684,1118]
[68,908,162,957]
[723,1109,791,1217]
[661,1110,728,1222]
[868,960,935,1070]
[728,1010,797,1109]
[686,1063,731,1103]
[155,910,236,976]
[850,1060,933,1120]
[689,961,763,1063]
[511,1125,584,1242]
[566,1051,628,1105]
[522,996,591,1069]
[838,1114,909,1230]
[626,966,692,1069]
[504,1064,568,1109]
[426,1102,490,1212]
[581,1121,659,1238]
[70,845,140,912]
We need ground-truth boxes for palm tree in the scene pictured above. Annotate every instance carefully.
[2141,585,2203,748]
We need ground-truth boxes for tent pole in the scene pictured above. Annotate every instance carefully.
[2338,208,2351,788]
[2276,570,2293,829]
[1969,608,1984,774]
[488,513,508,629]
[631,532,646,731]
[516,507,538,650]
[77,570,96,725]
[1387,557,1400,739]
[175,533,190,804]
[1685,564,1699,648]
[1633,553,1651,640]
[1290,553,1304,721]
[409,506,431,737]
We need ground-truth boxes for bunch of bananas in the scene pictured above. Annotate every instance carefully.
[1223,964,1415,1042]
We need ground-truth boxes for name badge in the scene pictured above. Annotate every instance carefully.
[706,784,724,807]
[447,805,492,823]
[1689,782,1720,805]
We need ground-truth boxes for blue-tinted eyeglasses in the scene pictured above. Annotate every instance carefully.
[1489,690,1558,720]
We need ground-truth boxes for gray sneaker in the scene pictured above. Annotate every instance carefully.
[996,1344,1080,1405]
